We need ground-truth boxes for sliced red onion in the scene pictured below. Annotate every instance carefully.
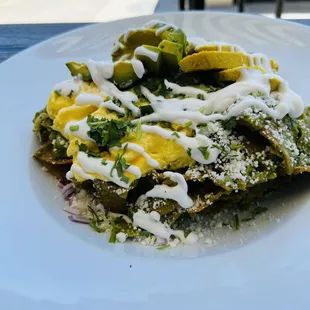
[63,206,80,215]
[68,214,90,224]
[61,183,75,200]
[58,178,69,189]
[67,196,74,206]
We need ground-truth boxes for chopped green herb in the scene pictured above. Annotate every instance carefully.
[212,144,225,152]
[197,94,205,100]
[68,90,74,98]
[77,142,88,152]
[172,131,180,138]
[87,151,102,158]
[69,125,79,132]
[101,159,107,166]
[199,107,204,114]
[157,244,171,250]
[198,146,210,160]
[109,219,120,243]
[54,89,62,96]
[251,91,265,97]
[184,121,192,128]
[87,115,134,149]
[89,222,106,233]
[212,144,228,156]
[177,93,186,99]
[139,105,154,116]
[160,121,173,130]
[88,205,100,222]
[187,148,192,157]
[136,121,142,140]
[224,118,237,130]
[198,125,208,136]
[234,214,240,230]
[110,144,130,183]
[230,143,244,150]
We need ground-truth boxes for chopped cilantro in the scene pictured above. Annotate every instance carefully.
[87,115,134,149]
[176,93,186,99]
[230,144,244,150]
[54,89,62,96]
[90,222,106,233]
[160,121,173,129]
[139,105,154,116]
[101,159,107,166]
[250,91,265,97]
[88,205,100,222]
[185,121,192,128]
[198,146,210,160]
[172,131,180,138]
[199,107,205,114]
[212,143,228,155]
[224,118,237,130]
[136,121,142,140]
[68,90,74,98]
[69,125,79,132]
[197,94,205,100]
[157,244,170,250]
[110,144,130,184]
[198,125,208,136]
[87,151,102,158]
[187,148,192,157]
[109,220,121,243]
[77,142,88,152]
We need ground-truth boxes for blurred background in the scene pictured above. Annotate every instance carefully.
[1,0,309,63]
[0,0,309,24]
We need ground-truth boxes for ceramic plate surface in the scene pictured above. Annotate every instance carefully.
[1,12,310,310]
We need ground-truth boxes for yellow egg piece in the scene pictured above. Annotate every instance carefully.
[53,105,97,137]
[46,92,75,120]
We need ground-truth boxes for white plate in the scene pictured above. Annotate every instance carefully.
[1,12,310,309]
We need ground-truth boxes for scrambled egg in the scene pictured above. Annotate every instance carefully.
[47,81,193,183]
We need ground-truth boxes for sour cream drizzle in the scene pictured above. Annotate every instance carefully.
[86,60,140,116]
[64,118,93,141]
[141,124,219,165]
[113,143,160,168]
[66,163,95,181]
[76,152,141,188]
[135,69,303,125]
[145,172,193,209]
[76,93,125,114]
[129,59,145,79]
[133,210,198,244]
[53,78,81,97]
[134,46,159,62]
[123,20,178,43]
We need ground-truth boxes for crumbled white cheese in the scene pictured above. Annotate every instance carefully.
[116,232,127,243]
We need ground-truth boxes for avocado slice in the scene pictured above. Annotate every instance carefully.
[66,62,92,82]
[134,45,162,74]
[164,29,188,55]
[112,61,139,89]
[158,40,183,69]
[112,22,188,63]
